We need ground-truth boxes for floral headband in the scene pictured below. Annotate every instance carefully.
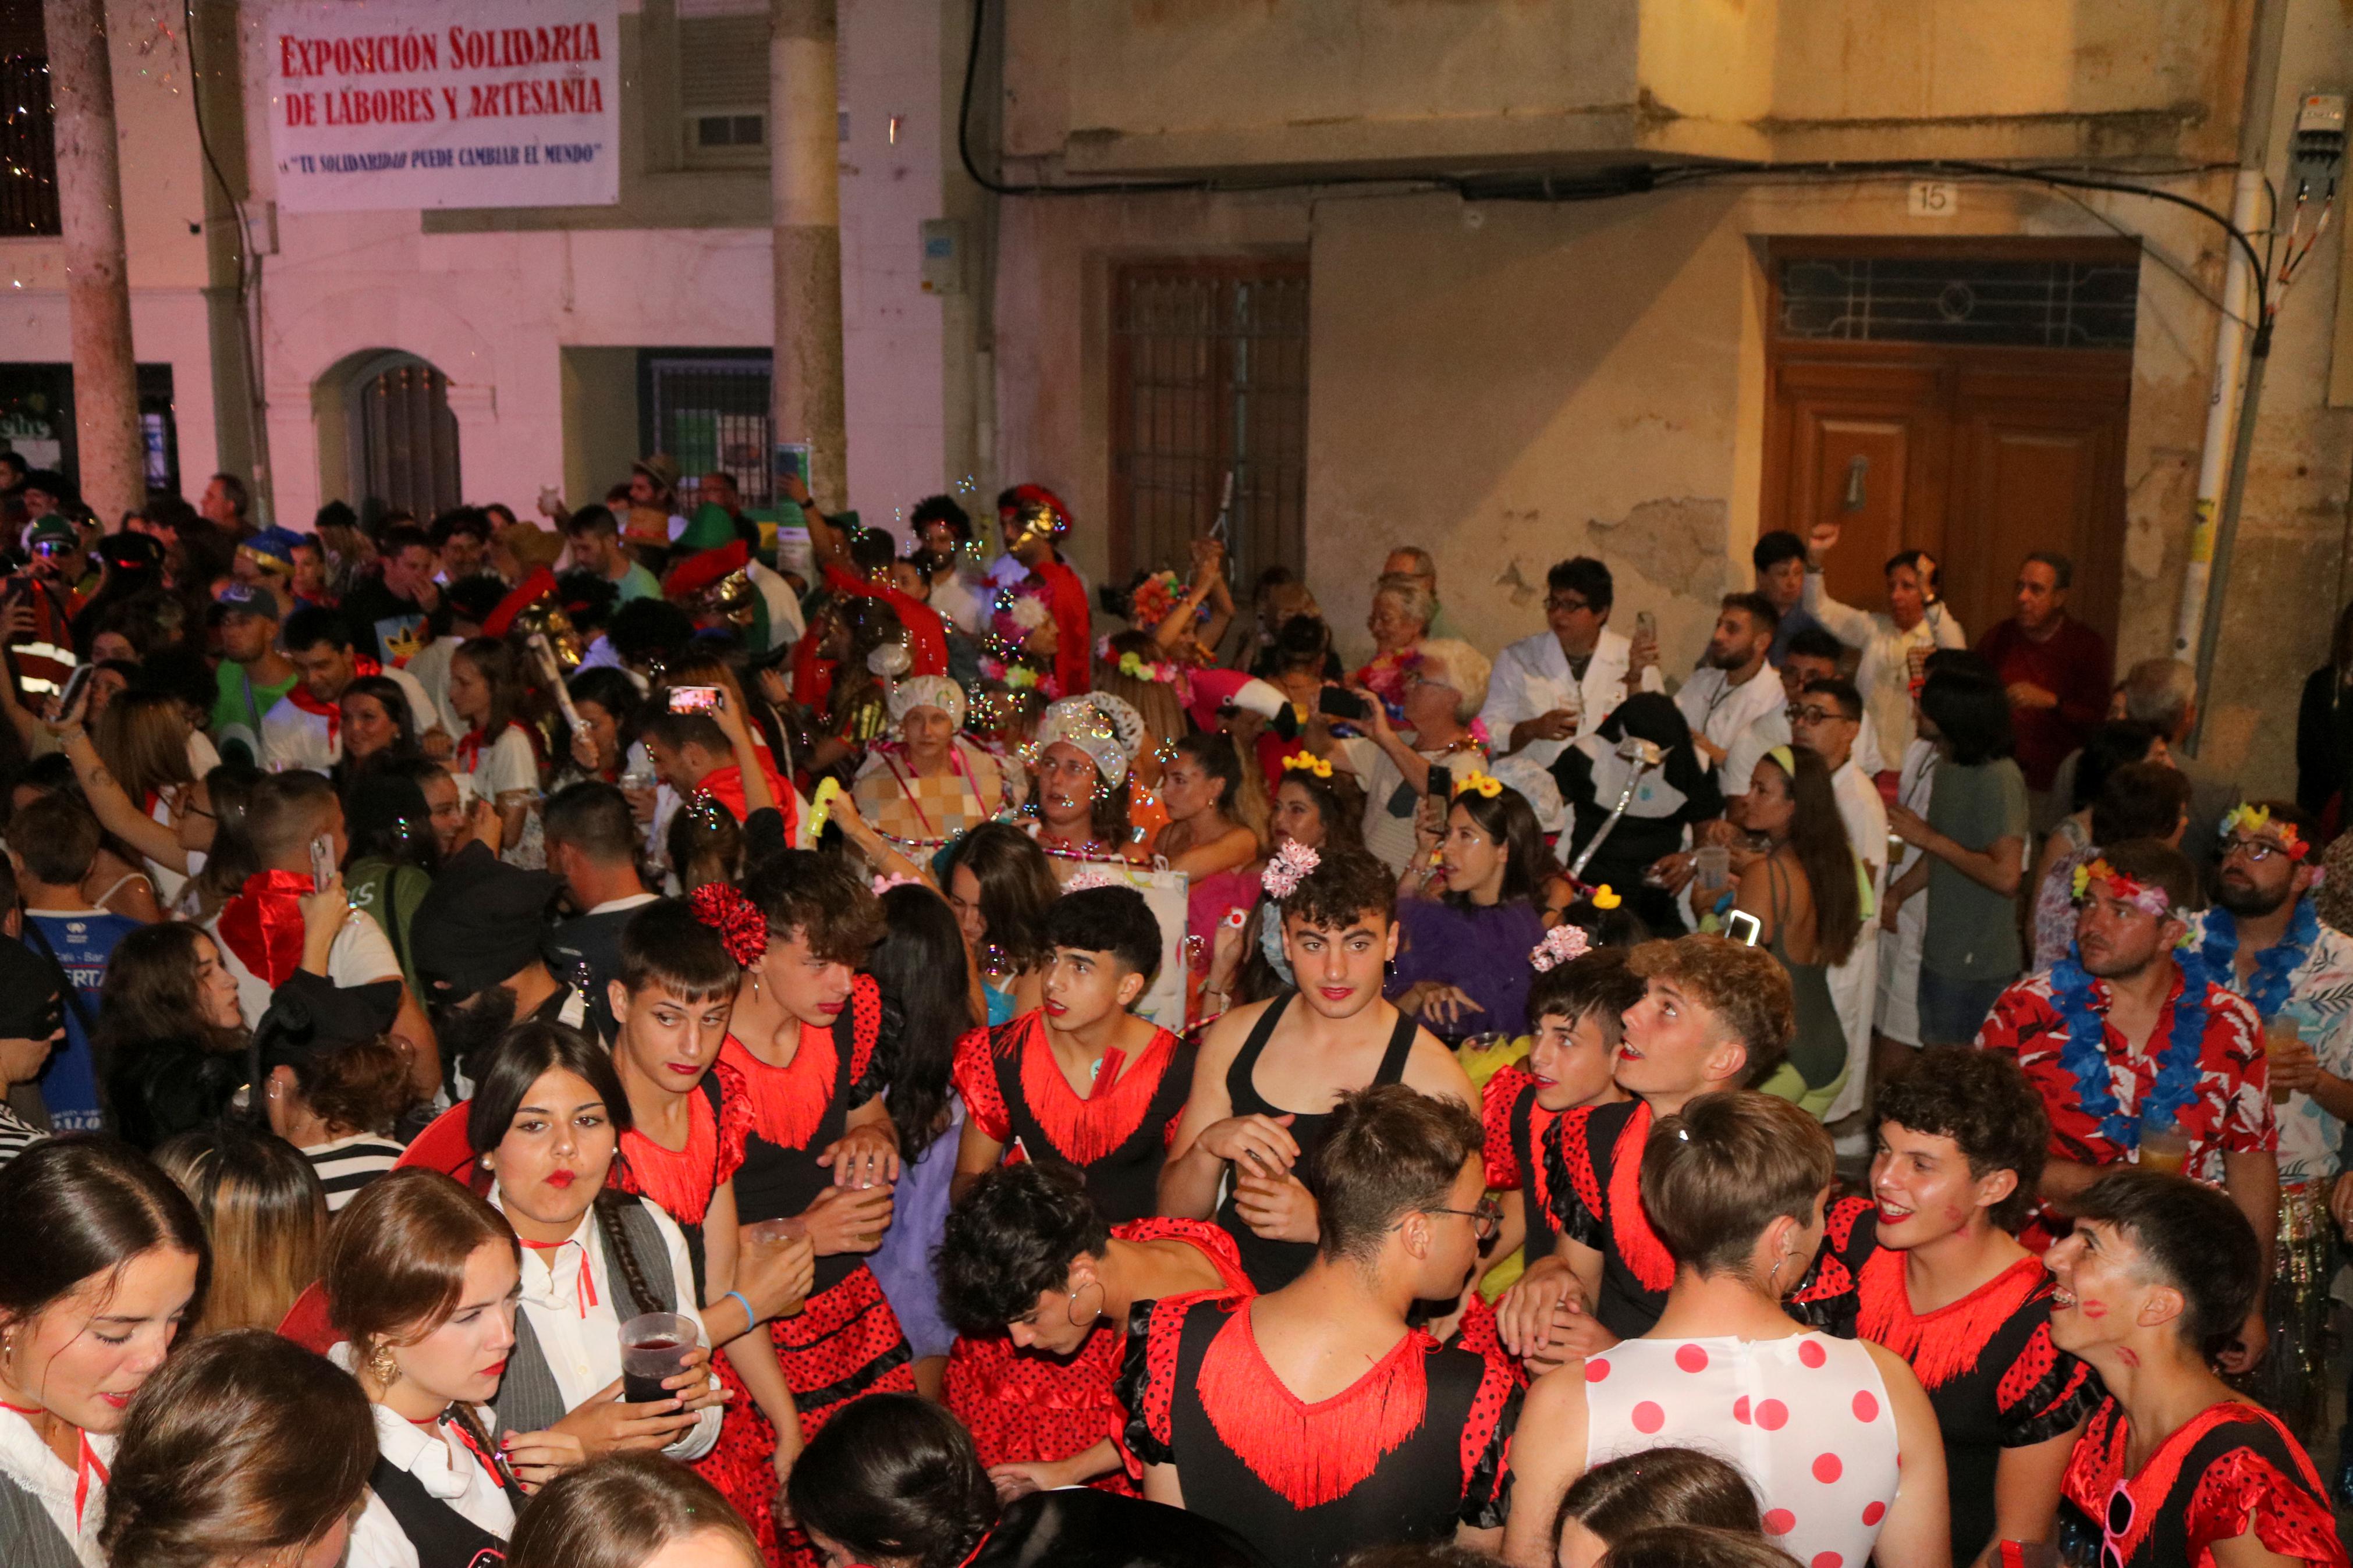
[1116,650,1185,687]
[2220,803,2311,863]
[2071,859,2180,921]
[1529,925,1591,972]
[688,883,769,967]
[1262,840,1321,901]
[1282,752,1333,780]
[1451,770,1504,800]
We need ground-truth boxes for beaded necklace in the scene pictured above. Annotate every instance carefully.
[2049,952,2209,1150]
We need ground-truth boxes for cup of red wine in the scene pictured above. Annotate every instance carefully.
[619,1311,699,1406]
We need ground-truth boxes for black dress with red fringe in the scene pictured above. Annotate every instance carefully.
[1855,1248,2100,1565]
[601,1061,781,1565]
[702,975,916,1567]
[1543,1097,1874,1339]
[2061,1395,2348,1568]
[944,1218,1251,1494]
[952,1011,1198,1224]
[1479,1065,1571,1275]
[1115,1295,1518,1568]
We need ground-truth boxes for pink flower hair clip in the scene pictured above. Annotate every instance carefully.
[1529,925,1591,972]
[1261,840,1321,901]
[1062,866,1125,893]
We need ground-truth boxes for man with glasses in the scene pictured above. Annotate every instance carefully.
[1479,555,1662,771]
[2188,800,2353,1450]
[1123,1083,1517,1566]
[1792,677,1889,1129]
[2048,1170,2343,1568]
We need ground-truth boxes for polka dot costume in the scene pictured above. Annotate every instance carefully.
[1582,1332,1900,1568]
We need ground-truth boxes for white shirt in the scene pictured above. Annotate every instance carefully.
[346,1400,516,1568]
[1478,626,1663,772]
[402,637,465,740]
[747,559,807,652]
[0,1405,110,1567]
[1721,706,1886,801]
[1334,735,1488,874]
[457,726,541,799]
[260,666,441,775]
[1675,663,1787,776]
[1823,758,1890,1122]
[207,905,404,1029]
[489,1191,721,1461]
[929,571,990,635]
[1802,572,1967,764]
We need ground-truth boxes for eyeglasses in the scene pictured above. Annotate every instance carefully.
[1785,705,1847,726]
[1420,1197,1503,1240]
[1545,595,1593,615]
[2220,836,2288,864]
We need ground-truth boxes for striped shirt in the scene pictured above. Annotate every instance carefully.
[0,1105,47,1168]
[302,1132,407,1212]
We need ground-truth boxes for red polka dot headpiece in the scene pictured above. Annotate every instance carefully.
[688,883,769,967]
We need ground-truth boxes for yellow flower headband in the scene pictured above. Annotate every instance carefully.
[2071,858,2177,920]
[1451,770,1504,799]
[1282,752,1333,780]
[2220,803,2310,862]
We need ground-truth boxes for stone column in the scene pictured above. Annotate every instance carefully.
[772,0,848,512]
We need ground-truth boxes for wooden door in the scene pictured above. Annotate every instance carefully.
[1759,242,2138,647]
[1763,358,1949,613]
[1946,362,2131,648]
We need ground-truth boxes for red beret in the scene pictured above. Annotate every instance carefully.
[664,538,751,600]
[483,566,559,639]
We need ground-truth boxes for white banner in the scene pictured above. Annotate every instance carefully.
[266,0,622,212]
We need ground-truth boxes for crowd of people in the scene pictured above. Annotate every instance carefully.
[0,444,2349,1567]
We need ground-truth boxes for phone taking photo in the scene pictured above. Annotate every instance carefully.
[54,663,93,721]
[668,685,721,716]
[1426,763,1455,801]
[1317,687,1371,722]
[1724,909,1762,947]
[308,833,335,894]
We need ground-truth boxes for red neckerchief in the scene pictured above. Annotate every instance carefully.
[0,1402,107,1527]
[285,657,384,741]
[215,869,314,988]
[1031,555,1092,696]
[455,720,540,777]
[519,1236,598,1319]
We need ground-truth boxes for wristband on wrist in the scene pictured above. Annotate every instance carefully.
[723,1288,753,1329]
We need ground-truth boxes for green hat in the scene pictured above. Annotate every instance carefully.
[26,513,76,550]
[675,502,736,552]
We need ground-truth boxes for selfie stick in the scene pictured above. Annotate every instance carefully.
[1566,735,1666,881]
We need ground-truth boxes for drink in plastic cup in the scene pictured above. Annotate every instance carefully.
[1695,845,1730,892]
[2264,1015,2300,1105]
[619,1311,697,1406]
[2137,1120,2190,1176]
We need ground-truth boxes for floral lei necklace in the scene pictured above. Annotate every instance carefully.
[2196,897,2319,1022]
[2049,951,2209,1151]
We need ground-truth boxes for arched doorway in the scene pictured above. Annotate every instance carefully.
[328,351,462,525]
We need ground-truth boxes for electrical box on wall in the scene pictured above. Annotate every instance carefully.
[920,220,964,295]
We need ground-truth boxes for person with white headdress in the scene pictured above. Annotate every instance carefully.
[1026,693,1156,870]
[850,674,1013,848]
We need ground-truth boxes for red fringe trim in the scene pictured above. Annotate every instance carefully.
[1013,1014,1182,1167]
[722,1024,838,1151]
[1609,1101,1675,1292]
[617,1089,720,1226]
[1560,1107,1605,1224]
[1857,1249,2044,1391]
[1196,1307,1432,1510]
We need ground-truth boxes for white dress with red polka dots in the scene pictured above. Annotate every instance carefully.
[1582,1331,1899,1568]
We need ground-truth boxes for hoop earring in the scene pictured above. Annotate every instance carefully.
[1064,1279,1105,1328]
[1765,1254,1787,1295]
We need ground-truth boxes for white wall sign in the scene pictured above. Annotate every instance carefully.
[266,0,622,212]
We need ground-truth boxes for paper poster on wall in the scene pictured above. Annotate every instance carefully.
[267,0,621,212]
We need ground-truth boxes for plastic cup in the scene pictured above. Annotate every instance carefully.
[1695,845,1730,891]
[619,1311,697,1406]
[2264,1014,2300,1105]
[2136,1121,2190,1176]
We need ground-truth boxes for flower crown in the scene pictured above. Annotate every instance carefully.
[687,884,769,967]
[1529,925,1592,972]
[1451,770,1503,799]
[2071,858,2179,921]
[1282,752,1333,780]
[1261,840,1321,901]
[2220,803,2310,862]
[1116,650,1184,687]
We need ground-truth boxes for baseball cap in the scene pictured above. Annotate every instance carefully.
[210,581,284,622]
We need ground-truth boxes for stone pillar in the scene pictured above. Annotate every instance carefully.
[772,0,848,513]
[41,0,144,526]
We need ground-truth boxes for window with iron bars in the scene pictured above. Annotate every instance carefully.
[1,3,59,237]
[639,351,773,511]
[1108,258,1309,616]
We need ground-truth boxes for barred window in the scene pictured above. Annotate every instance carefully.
[1777,256,2138,350]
